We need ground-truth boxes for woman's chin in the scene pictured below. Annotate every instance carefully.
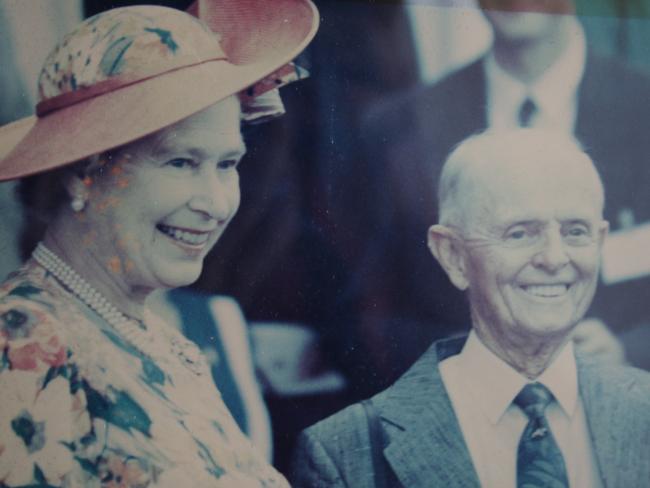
[152,264,204,290]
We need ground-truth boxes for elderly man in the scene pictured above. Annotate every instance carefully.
[349,0,650,391]
[291,129,650,488]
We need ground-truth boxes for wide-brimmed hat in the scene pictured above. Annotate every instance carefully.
[0,0,318,181]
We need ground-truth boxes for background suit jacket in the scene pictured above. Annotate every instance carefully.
[353,52,650,385]
[291,336,650,488]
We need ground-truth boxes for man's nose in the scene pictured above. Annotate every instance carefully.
[532,229,570,271]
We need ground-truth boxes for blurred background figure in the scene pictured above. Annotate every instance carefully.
[2,0,650,476]
[0,0,83,280]
[147,289,274,461]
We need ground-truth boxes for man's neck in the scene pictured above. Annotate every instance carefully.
[492,19,572,85]
[473,325,573,380]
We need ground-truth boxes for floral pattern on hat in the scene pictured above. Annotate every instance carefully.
[38,6,225,102]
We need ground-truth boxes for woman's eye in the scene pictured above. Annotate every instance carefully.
[217,159,238,170]
[166,158,195,169]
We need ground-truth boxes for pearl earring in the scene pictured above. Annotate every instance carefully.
[71,195,85,212]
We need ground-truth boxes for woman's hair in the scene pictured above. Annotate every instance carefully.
[16,156,108,260]
[17,166,73,259]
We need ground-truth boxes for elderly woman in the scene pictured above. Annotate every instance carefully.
[0,1,317,486]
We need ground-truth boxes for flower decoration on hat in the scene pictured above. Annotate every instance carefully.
[0,1,319,181]
[37,6,226,116]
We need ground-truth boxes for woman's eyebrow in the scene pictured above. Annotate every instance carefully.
[149,140,247,160]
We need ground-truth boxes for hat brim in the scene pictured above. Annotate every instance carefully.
[0,0,318,181]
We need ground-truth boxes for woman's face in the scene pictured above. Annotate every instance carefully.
[81,96,244,291]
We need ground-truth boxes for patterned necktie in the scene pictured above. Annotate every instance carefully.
[518,97,537,127]
[514,383,569,488]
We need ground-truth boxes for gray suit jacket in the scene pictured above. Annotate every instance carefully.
[291,337,650,488]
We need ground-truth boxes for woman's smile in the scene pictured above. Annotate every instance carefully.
[156,223,215,248]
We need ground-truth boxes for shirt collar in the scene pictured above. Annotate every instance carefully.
[484,18,586,129]
[530,18,586,119]
[457,330,578,425]
[485,53,526,128]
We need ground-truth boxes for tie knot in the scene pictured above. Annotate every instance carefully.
[518,97,537,127]
[514,383,553,418]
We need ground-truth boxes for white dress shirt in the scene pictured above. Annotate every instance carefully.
[439,331,603,488]
[485,18,586,132]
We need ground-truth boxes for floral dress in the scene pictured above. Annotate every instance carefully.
[0,260,289,487]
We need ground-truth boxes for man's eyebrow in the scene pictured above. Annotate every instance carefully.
[503,219,541,227]
[560,218,594,228]
[495,219,542,232]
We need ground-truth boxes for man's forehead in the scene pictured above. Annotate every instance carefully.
[460,157,603,224]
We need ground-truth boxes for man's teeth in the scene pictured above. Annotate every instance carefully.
[158,224,209,245]
[523,284,568,297]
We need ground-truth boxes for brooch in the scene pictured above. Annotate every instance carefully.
[170,336,209,376]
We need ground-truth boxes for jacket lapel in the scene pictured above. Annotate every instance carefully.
[578,357,649,488]
[376,338,481,488]
[578,358,615,486]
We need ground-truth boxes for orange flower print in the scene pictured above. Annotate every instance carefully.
[98,454,151,488]
[8,335,66,371]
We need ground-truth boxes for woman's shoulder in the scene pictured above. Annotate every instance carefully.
[0,261,71,375]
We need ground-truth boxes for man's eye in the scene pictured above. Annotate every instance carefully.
[567,226,588,236]
[507,230,526,239]
[167,158,195,169]
[564,224,592,245]
[505,228,528,240]
[503,227,538,247]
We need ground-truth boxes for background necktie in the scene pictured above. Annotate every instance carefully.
[514,382,569,488]
[518,97,537,127]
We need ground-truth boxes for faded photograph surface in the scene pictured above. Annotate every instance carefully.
[1,1,649,487]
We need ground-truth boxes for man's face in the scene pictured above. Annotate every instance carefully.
[456,159,607,348]
[478,0,575,44]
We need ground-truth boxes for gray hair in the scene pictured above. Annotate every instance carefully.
[437,128,605,228]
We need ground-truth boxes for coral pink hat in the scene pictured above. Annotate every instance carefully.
[0,0,318,181]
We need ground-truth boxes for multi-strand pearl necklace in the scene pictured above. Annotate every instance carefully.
[33,242,207,376]
[32,242,156,358]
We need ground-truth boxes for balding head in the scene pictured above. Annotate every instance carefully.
[437,128,604,231]
[429,128,609,377]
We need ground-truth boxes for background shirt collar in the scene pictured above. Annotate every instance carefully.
[484,18,586,130]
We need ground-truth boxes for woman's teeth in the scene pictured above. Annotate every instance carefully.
[158,224,210,246]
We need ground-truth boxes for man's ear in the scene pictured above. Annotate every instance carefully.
[428,224,469,291]
[597,219,609,246]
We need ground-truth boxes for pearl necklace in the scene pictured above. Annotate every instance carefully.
[32,242,156,357]
[32,242,207,376]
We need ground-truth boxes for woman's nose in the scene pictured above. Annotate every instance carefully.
[187,172,233,220]
[532,229,570,271]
